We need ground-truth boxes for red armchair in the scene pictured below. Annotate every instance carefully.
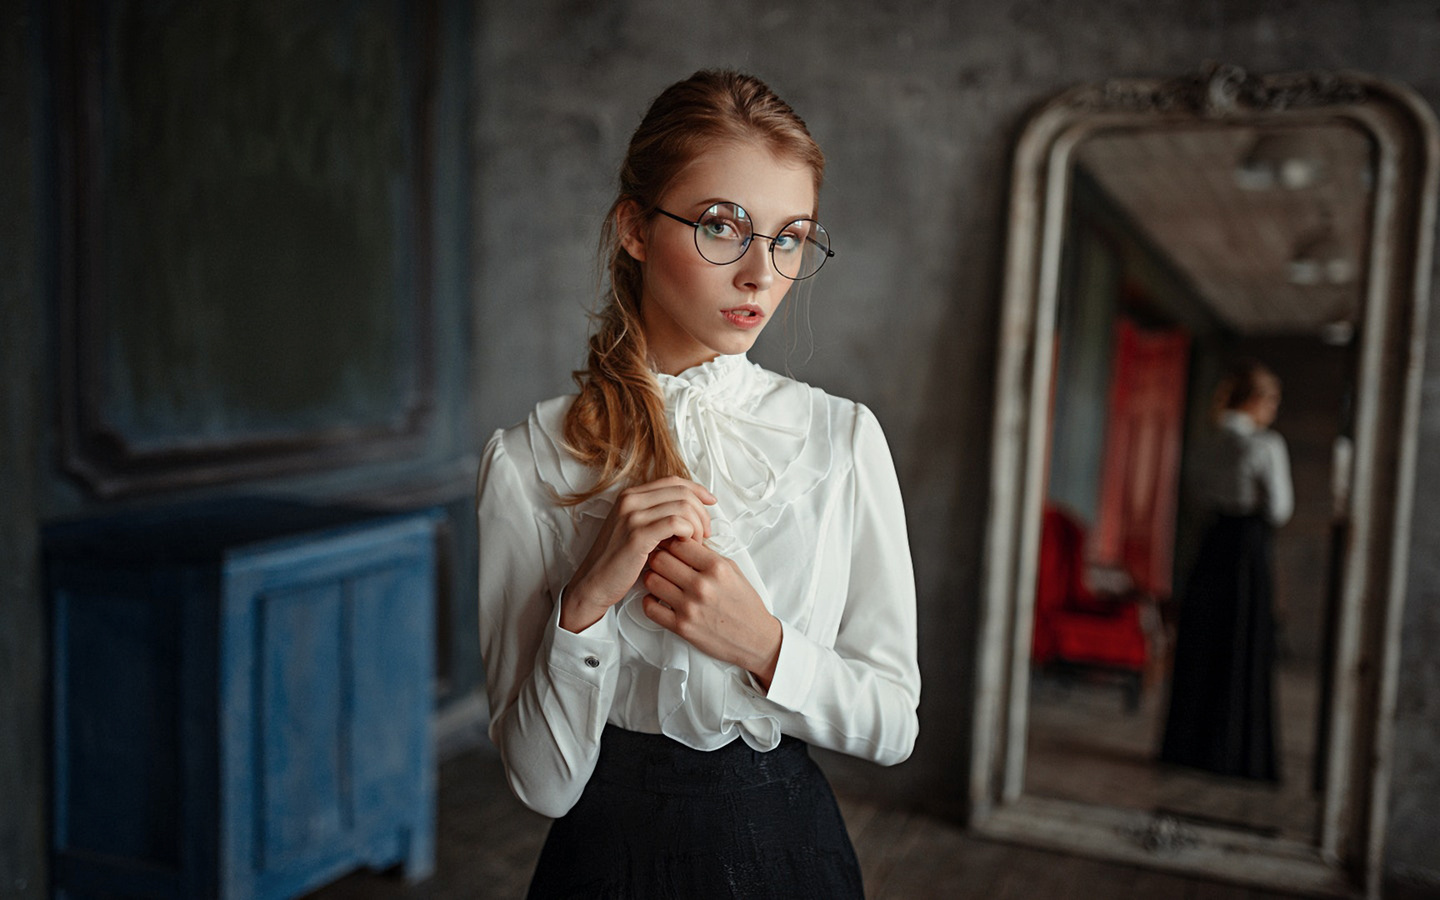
[1032,505,1148,708]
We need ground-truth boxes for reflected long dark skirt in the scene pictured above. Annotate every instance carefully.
[526,725,864,899]
[1159,513,1280,782]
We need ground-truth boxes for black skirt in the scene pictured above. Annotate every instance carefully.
[1159,513,1280,781]
[526,726,864,899]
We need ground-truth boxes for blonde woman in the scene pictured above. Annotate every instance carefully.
[1160,359,1292,781]
[475,70,920,897]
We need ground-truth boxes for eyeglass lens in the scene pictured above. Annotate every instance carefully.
[693,202,831,280]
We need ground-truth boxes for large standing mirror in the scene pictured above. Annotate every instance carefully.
[972,67,1437,898]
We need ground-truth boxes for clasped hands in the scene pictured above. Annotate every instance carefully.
[560,476,782,690]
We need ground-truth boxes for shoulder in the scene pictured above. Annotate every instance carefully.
[747,364,873,437]
[482,394,568,461]
[746,365,894,479]
[1254,428,1290,464]
[1240,425,1287,456]
[478,394,581,503]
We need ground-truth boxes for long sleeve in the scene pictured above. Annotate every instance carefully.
[475,430,620,817]
[756,406,921,765]
[1256,430,1294,526]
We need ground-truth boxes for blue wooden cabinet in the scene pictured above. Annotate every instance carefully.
[46,500,438,899]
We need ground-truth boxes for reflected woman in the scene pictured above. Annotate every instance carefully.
[1160,359,1293,782]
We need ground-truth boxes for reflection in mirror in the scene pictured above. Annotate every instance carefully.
[972,67,1439,899]
[1024,124,1372,843]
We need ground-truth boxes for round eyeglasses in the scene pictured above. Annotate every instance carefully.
[655,202,834,281]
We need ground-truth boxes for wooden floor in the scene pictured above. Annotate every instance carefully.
[1025,658,1322,842]
[304,739,1301,900]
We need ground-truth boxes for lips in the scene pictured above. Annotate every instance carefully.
[722,305,765,329]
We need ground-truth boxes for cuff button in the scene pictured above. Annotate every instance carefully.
[584,656,600,668]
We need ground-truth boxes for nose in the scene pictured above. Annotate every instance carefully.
[731,238,775,292]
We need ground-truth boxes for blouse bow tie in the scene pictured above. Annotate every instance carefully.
[665,380,804,507]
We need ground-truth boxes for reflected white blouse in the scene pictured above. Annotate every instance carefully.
[1198,411,1294,526]
[475,353,920,817]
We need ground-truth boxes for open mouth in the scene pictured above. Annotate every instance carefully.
[722,307,765,328]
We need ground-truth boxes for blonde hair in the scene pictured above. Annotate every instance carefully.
[559,70,825,504]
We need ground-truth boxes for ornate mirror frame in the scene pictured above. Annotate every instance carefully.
[971,67,1438,898]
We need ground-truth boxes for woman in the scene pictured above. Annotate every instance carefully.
[1159,359,1292,782]
[475,70,920,898]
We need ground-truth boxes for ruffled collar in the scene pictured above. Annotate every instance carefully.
[652,352,754,396]
[654,355,805,521]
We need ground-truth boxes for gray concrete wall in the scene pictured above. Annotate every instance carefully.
[467,0,1440,888]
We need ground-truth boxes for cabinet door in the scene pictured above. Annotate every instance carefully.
[219,516,435,899]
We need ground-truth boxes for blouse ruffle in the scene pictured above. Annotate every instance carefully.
[524,353,837,752]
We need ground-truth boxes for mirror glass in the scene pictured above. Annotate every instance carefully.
[1023,122,1373,841]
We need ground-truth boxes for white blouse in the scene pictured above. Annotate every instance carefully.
[475,353,920,817]
[1197,411,1294,526]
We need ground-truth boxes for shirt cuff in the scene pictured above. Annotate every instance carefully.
[546,588,618,686]
[759,619,819,712]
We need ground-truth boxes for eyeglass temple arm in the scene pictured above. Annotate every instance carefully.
[655,209,699,227]
[808,237,835,258]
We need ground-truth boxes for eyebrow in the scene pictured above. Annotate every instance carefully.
[686,197,817,226]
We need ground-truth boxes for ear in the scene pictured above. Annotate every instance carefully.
[616,199,648,262]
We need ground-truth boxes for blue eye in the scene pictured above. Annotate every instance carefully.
[699,217,743,241]
[772,231,802,253]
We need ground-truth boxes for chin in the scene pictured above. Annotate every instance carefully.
[716,336,762,357]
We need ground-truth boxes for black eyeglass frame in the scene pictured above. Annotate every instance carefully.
[654,205,836,281]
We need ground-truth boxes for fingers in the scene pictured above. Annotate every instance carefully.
[642,593,679,631]
[566,478,717,617]
[624,477,716,507]
[641,552,698,618]
[632,476,716,506]
[645,544,694,584]
[615,480,715,542]
[659,535,720,569]
[629,501,709,543]
[644,540,725,604]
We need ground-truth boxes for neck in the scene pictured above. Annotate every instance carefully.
[653,350,721,377]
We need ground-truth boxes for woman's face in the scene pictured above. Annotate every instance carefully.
[1242,383,1281,428]
[621,141,817,376]
[1252,390,1281,428]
